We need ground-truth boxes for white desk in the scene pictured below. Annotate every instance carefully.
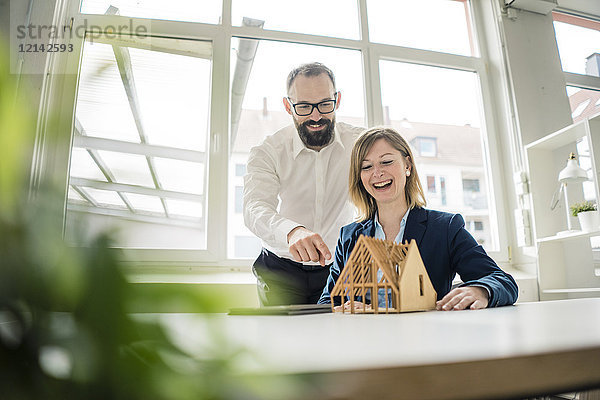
[159,298,600,399]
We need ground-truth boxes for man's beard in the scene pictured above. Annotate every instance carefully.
[294,117,336,148]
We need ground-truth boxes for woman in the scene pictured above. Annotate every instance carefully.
[318,127,518,311]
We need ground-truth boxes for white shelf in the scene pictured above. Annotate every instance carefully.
[524,118,588,150]
[526,113,600,301]
[543,288,600,294]
[537,229,600,243]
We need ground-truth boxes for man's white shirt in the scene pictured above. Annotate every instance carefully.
[243,122,363,265]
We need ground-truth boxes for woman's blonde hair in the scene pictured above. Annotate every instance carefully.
[349,126,426,221]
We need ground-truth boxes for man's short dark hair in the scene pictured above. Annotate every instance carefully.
[286,62,336,95]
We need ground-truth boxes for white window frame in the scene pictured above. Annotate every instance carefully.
[37,0,510,271]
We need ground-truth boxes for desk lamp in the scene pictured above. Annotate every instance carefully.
[555,152,588,232]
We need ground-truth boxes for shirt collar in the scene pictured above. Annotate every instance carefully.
[292,123,343,159]
[373,208,411,242]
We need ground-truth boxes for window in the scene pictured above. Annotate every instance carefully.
[440,177,447,207]
[462,178,480,192]
[553,12,600,76]
[65,35,211,250]
[235,163,246,177]
[474,221,483,231]
[234,186,243,214]
[462,174,486,211]
[427,176,436,193]
[380,60,496,248]
[567,86,600,123]
[367,0,476,56]
[576,137,596,202]
[554,13,600,262]
[234,236,262,258]
[411,137,437,157]
[45,0,506,267]
[228,39,365,259]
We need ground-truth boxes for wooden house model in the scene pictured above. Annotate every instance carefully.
[330,235,437,314]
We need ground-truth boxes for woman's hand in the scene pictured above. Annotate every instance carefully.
[334,300,372,312]
[436,286,489,311]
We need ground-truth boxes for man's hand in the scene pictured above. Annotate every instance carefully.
[436,286,489,311]
[287,226,331,266]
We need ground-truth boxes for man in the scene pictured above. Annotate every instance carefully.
[244,62,363,306]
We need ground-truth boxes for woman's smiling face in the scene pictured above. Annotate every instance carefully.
[360,138,411,208]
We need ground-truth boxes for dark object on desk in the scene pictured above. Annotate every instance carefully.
[229,304,332,315]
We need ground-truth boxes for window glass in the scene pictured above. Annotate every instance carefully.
[126,193,164,214]
[69,148,107,181]
[412,137,437,157]
[567,86,600,123]
[234,236,262,259]
[440,177,447,207]
[466,217,486,244]
[68,187,86,203]
[235,163,246,177]
[553,13,600,76]
[75,42,140,143]
[166,199,203,219]
[367,0,476,56]
[154,158,205,195]
[81,187,126,208]
[96,151,155,187]
[80,0,221,24]
[65,36,211,250]
[419,138,437,157]
[427,175,436,193]
[228,39,364,258]
[462,178,480,192]
[232,0,359,39]
[380,60,496,250]
[576,137,596,203]
[235,186,243,214]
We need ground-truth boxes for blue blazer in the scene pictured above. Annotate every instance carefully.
[318,207,518,307]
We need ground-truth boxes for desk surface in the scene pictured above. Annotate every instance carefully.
[159,298,600,400]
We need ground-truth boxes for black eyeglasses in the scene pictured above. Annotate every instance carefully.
[287,93,338,116]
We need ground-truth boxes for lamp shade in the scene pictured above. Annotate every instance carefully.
[558,152,588,183]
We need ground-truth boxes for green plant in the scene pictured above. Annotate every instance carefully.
[570,201,597,217]
[0,41,303,400]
